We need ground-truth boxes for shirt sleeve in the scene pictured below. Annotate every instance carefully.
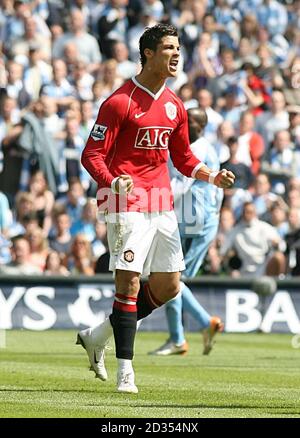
[264,223,281,245]
[219,229,236,257]
[168,105,202,177]
[81,95,126,188]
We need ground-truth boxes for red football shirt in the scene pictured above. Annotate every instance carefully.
[82,77,202,212]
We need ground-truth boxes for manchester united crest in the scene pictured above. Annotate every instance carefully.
[164,102,177,120]
[124,250,134,263]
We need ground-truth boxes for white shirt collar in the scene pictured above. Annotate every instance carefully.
[132,76,165,100]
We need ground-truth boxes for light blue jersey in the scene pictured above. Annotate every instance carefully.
[163,136,224,344]
[170,136,223,237]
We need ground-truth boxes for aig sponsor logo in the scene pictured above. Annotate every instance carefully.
[134,126,173,149]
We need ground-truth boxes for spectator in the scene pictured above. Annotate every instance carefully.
[0,190,12,235]
[257,0,288,38]
[269,202,289,239]
[237,110,265,175]
[111,40,138,80]
[71,60,94,101]
[79,99,94,142]
[92,220,107,261]
[220,201,285,277]
[188,32,221,87]
[240,14,260,48]
[221,136,254,190]
[262,130,296,194]
[287,105,300,149]
[41,58,76,113]
[70,197,97,241]
[0,95,20,174]
[53,8,101,73]
[58,112,90,192]
[97,0,129,59]
[127,5,157,63]
[56,177,86,224]
[4,60,31,109]
[23,43,52,100]
[177,82,198,111]
[215,206,236,250]
[209,48,243,102]
[285,208,300,276]
[68,232,94,275]
[197,88,223,144]
[44,249,69,276]
[287,188,300,210]
[49,209,72,259]
[0,234,42,275]
[26,226,49,270]
[252,172,283,219]
[28,169,55,235]
[241,62,270,115]
[9,191,36,237]
[256,90,290,150]
[214,120,234,164]
[220,86,246,128]
[96,58,124,100]
[10,14,51,62]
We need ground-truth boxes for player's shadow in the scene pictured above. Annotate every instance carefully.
[130,403,300,411]
[0,388,112,394]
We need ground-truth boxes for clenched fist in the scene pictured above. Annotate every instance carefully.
[213,169,235,189]
[115,174,134,195]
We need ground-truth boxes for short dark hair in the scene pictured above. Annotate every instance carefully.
[187,107,208,130]
[139,24,179,68]
[227,136,238,146]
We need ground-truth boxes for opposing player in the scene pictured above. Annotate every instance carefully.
[77,24,235,394]
[149,108,224,357]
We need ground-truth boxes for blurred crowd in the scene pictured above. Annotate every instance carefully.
[0,0,299,277]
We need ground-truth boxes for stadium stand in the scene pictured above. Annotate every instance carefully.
[0,0,299,278]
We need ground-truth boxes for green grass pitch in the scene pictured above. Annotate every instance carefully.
[0,330,300,418]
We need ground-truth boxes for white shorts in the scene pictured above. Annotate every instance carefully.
[106,211,185,276]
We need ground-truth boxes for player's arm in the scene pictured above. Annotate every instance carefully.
[194,166,235,189]
[169,106,235,188]
[112,174,134,194]
[81,96,128,191]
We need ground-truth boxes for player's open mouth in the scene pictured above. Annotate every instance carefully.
[169,59,178,72]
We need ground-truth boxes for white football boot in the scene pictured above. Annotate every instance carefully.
[76,320,112,381]
[148,339,189,356]
[117,369,138,394]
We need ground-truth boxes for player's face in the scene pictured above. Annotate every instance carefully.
[151,36,180,78]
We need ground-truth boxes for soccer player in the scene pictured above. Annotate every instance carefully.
[149,108,224,357]
[77,24,235,394]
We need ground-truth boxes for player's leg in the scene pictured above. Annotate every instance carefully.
[145,210,185,353]
[148,283,188,356]
[111,269,140,394]
[182,220,224,354]
[166,294,185,347]
[76,318,112,381]
[183,217,219,278]
[136,210,184,320]
[181,282,210,329]
[77,211,155,391]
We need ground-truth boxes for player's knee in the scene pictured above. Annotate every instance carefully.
[163,281,180,301]
[115,270,140,296]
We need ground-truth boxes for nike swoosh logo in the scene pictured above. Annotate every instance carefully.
[94,351,99,364]
[135,112,146,119]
